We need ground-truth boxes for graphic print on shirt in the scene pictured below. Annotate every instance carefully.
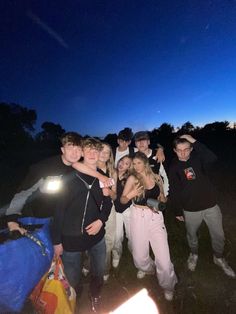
[184,167,196,180]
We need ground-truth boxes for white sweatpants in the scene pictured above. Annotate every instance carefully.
[112,207,132,261]
[130,205,177,291]
[104,205,116,274]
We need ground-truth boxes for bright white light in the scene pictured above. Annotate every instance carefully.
[46,179,61,192]
[40,176,62,194]
[110,289,159,314]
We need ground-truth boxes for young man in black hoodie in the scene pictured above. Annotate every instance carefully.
[169,134,235,278]
[52,137,112,314]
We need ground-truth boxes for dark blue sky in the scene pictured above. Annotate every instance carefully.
[1,0,236,137]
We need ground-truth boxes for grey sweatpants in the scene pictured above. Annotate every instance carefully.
[184,204,225,258]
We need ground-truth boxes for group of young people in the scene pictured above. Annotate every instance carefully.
[5,128,235,313]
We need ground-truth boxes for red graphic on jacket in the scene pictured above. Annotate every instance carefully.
[184,167,196,180]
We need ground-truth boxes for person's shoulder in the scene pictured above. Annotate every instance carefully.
[32,155,61,168]
[169,157,180,169]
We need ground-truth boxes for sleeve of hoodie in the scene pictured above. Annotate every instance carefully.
[99,195,112,223]
[5,162,44,220]
[168,161,184,217]
[193,141,217,167]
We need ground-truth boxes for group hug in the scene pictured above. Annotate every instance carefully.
[4,128,235,313]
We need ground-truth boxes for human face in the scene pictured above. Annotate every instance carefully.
[117,157,132,173]
[174,143,193,161]
[133,157,145,174]
[135,139,150,154]
[83,146,100,167]
[99,144,111,163]
[61,143,82,165]
[117,139,130,151]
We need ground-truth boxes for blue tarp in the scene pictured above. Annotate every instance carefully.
[0,217,54,313]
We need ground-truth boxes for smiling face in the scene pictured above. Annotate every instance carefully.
[82,146,100,166]
[99,144,111,163]
[61,143,82,165]
[135,139,150,154]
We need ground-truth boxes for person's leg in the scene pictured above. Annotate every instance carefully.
[104,205,116,276]
[112,212,124,266]
[203,205,236,278]
[123,207,132,252]
[89,237,106,298]
[184,210,203,254]
[130,206,155,273]
[149,212,177,292]
[203,204,225,257]
[61,250,82,289]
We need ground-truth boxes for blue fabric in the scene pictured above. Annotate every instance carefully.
[0,217,54,313]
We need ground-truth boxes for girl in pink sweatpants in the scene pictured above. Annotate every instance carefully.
[121,151,177,301]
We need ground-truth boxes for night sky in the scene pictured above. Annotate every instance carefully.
[1,0,236,137]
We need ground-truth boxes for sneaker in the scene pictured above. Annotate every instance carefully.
[213,256,236,278]
[103,274,110,282]
[164,290,174,301]
[137,268,155,279]
[137,270,146,279]
[187,253,198,271]
[90,295,102,313]
[112,258,120,268]
[82,266,90,277]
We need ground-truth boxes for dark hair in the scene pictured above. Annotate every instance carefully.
[173,137,192,149]
[134,131,150,142]
[82,137,103,151]
[60,132,82,146]
[117,128,133,141]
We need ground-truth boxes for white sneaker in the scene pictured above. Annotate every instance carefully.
[137,270,146,279]
[103,274,110,282]
[213,256,236,278]
[164,290,174,301]
[82,267,90,277]
[112,258,120,268]
[187,253,198,271]
[137,268,155,279]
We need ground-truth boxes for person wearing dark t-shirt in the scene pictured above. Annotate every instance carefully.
[5,132,110,235]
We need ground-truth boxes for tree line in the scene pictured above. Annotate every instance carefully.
[0,102,235,206]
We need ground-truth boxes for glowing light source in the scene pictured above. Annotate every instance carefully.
[110,289,159,314]
[40,176,62,194]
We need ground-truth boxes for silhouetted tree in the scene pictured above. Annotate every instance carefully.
[0,102,36,153]
[103,133,117,147]
[202,121,230,133]
[178,121,195,134]
[35,122,65,150]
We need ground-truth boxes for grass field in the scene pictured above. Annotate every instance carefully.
[75,205,236,314]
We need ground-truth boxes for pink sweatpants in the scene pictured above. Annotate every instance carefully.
[130,205,177,291]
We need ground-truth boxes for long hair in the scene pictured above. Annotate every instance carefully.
[101,142,116,178]
[131,151,164,201]
[117,154,133,184]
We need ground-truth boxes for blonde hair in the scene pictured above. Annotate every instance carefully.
[101,143,116,178]
[117,154,133,181]
[131,152,164,201]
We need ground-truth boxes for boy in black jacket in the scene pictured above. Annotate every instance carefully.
[52,138,112,313]
[169,134,235,278]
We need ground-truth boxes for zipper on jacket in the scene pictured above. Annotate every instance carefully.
[75,173,96,234]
